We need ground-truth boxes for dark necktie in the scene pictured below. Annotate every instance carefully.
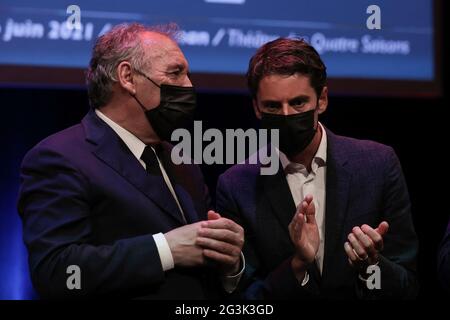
[140,145,186,223]
[141,145,163,176]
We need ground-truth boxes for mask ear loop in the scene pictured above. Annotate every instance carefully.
[134,68,161,88]
[131,68,161,112]
[313,93,322,131]
[131,93,148,112]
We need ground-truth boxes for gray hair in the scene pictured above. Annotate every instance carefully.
[86,23,179,108]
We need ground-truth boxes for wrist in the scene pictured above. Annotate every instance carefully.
[291,255,308,282]
[222,252,244,276]
[222,261,240,276]
[164,230,180,266]
[358,258,380,277]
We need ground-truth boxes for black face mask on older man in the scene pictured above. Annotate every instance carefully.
[132,71,196,142]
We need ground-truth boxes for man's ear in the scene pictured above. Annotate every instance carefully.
[317,86,328,114]
[117,61,136,95]
[253,99,262,120]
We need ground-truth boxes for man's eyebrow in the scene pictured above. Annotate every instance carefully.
[260,99,282,106]
[288,95,310,103]
[166,63,186,71]
[260,95,310,104]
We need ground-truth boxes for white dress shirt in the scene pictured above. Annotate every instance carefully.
[279,123,327,275]
[95,109,243,292]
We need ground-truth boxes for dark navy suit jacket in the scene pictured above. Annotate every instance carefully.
[438,220,450,292]
[17,109,219,299]
[216,128,418,299]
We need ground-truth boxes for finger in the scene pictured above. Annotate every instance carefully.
[375,221,389,236]
[202,218,242,234]
[301,200,309,214]
[344,241,358,262]
[361,224,384,251]
[305,200,316,225]
[294,201,302,216]
[196,237,241,257]
[289,211,300,240]
[291,213,304,243]
[288,214,297,238]
[207,210,221,220]
[198,228,243,247]
[352,227,376,256]
[296,213,305,232]
[295,200,308,216]
[289,214,296,228]
[203,249,238,266]
[303,194,313,205]
[294,213,305,242]
[347,233,368,259]
[290,206,300,225]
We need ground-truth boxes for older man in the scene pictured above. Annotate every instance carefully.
[17,23,244,299]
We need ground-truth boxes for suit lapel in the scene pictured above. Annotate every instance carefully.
[260,144,297,232]
[82,109,186,225]
[321,129,352,285]
[262,166,297,232]
[157,143,202,224]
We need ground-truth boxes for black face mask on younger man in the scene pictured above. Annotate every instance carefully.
[261,109,317,157]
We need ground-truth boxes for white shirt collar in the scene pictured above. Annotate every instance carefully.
[279,122,328,175]
[95,109,146,160]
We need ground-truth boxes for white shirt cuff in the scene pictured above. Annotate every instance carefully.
[153,233,174,271]
[221,252,246,293]
[300,271,309,286]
